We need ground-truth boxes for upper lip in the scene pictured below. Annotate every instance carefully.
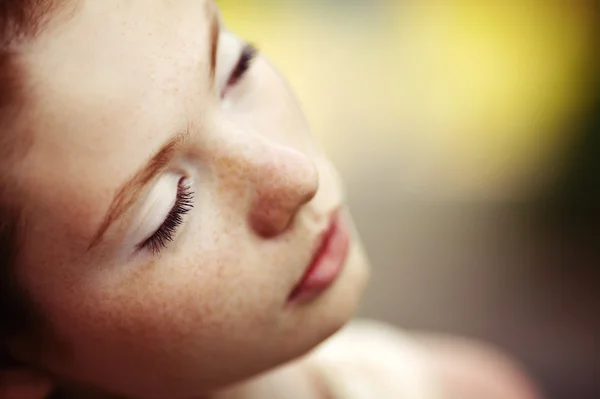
[292,209,340,287]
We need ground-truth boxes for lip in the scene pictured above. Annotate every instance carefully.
[288,210,351,303]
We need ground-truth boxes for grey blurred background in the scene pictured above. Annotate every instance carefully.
[219,1,600,398]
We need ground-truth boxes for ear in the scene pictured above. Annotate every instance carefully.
[0,368,54,399]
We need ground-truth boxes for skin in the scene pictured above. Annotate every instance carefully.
[1,1,541,398]
[10,0,369,397]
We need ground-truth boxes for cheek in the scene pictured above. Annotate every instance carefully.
[28,238,297,395]
[34,227,293,362]
[50,254,250,344]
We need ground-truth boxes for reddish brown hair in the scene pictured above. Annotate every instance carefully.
[0,0,71,371]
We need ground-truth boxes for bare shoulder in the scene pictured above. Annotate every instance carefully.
[303,319,542,399]
[303,320,443,399]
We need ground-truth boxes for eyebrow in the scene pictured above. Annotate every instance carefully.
[88,131,188,250]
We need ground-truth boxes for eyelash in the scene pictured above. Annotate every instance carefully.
[226,44,258,88]
[140,181,194,255]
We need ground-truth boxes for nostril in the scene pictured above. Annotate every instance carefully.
[304,174,319,204]
[299,164,319,207]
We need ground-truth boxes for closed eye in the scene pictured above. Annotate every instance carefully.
[225,43,258,91]
[137,179,194,255]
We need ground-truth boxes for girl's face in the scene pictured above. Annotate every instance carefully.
[10,0,369,397]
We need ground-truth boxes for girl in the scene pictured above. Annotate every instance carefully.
[0,1,540,398]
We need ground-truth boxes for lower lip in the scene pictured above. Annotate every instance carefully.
[288,212,351,303]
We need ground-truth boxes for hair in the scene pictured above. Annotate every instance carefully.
[0,0,70,373]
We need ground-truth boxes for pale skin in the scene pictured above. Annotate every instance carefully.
[2,1,541,398]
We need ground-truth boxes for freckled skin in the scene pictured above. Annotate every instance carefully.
[8,1,369,398]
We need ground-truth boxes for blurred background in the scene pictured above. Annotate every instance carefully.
[218,1,599,398]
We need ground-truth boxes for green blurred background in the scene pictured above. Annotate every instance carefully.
[219,1,599,398]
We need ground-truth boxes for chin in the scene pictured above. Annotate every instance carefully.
[319,240,371,333]
[208,239,370,393]
[283,238,371,362]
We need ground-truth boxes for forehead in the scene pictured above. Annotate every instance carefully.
[16,0,215,238]
[26,0,215,106]
[21,0,216,159]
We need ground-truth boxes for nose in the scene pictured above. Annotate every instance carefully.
[247,142,318,237]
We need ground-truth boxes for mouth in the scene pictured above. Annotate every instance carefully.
[288,209,351,303]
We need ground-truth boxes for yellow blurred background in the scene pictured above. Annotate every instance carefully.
[219,1,599,398]
[221,0,597,199]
